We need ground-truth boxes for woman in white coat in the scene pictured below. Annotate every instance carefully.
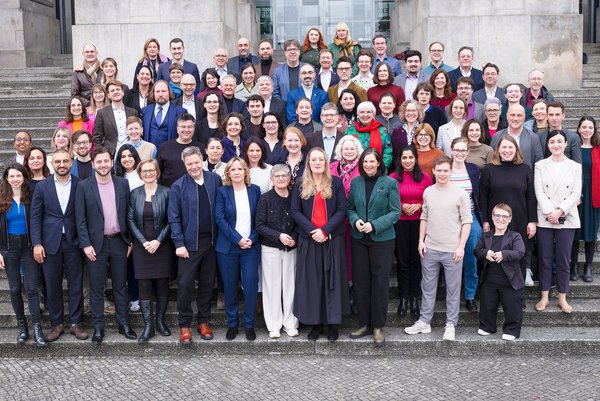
[534,130,582,314]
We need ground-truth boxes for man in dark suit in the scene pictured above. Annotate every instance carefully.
[30,148,87,342]
[141,80,187,149]
[315,49,339,91]
[156,38,201,88]
[93,80,139,155]
[253,39,278,78]
[257,75,286,126]
[306,103,343,162]
[75,146,136,344]
[327,57,368,104]
[220,75,245,114]
[472,63,506,106]
[448,46,484,92]
[286,64,329,124]
[174,73,205,121]
[227,37,260,76]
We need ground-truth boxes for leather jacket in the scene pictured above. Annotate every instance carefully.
[127,184,170,244]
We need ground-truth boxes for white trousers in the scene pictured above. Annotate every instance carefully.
[261,245,298,332]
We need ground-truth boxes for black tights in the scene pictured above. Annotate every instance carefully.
[138,278,169,301]
[572,240,597,265]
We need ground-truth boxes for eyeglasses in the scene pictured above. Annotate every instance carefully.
[492,213,510,220]
[337,67,352,71]
[430,49,443,53]
[263,121,278,125]
[15,138,30,143]
[417,133,430,138]
[485,109,500,114]
[273,174,290,180]
[285,48,299,53]
[141,169,157,175]
[452,149,468,154]
[321,113,338,119]
[75,140,90,146]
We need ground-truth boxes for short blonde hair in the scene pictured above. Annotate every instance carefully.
[137,159,161,180]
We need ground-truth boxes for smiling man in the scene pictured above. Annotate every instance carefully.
[156,38,201,87]
[227,37,260,76]
[141,80,187,148]
[393,50,430,100]
[71,43,102,103]
[448,46,484,92]
[286,63,329,124]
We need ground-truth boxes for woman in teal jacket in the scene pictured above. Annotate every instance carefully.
[346,148,401,347]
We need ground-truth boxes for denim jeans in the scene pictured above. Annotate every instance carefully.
[463,211,483,300]
[4,235,41,323]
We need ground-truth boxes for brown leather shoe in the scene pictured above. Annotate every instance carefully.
[69,324,89,340]
[180,327,192,344]
[46,325,64,342]
[197,323,214,340]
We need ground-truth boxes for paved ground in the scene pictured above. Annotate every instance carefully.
[0,354,599,400]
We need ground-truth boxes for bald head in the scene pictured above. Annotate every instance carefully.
[507,104,526,132]
[213,48,228,68]
[181,74,197,98]
[237,37,251,58]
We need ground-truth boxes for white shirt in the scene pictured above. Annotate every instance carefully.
[54,175,72,233]
[319,69,332,91]
[264,97,272,112]
[112,104,128,145]
[15,153,24,165]
[234,187,251,239]
[322,131,337,161]
[182,97,197,119]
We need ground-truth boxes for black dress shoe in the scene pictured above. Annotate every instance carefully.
[570,262,580,281]
[327,324,339,341]
[397,298,408,316]
[410,297,420,318]
[245,327,256,341]
[583,264,594,283]
[226,327,238,341]
[466,300,478,312]
[307,325,322,340]
[118,325,138,340]
[92,328,104,344]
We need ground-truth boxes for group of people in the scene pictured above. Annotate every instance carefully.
[3,24,597,348]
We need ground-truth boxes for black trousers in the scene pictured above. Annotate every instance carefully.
[351,237,394,328]
[88,237,129,329]
[479,272,523,338]
[177,240,217,327]
[43,235,84,326]
[394,220,421,298]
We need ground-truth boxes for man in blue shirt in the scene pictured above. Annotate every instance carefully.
[371,34,402,77]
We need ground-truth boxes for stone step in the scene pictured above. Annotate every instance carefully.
[0,116,61,128]
[0,97,70,108]
[0,82,71,92]
[0,89,71,98]
[0,127,55,139]
[554,88,600,97]
[555,97,600,107]
[0,107,64,118]
[0,325,598,357]
[0,297,596,329]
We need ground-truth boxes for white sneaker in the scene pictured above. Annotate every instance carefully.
[129,300,140,312]
[443,324,455,341]
[477,329,492,336]
[525,269,534,287]
[284,328,299,337]
[269,331,281,339]
[502,334,516,341]
[404,320,431,335]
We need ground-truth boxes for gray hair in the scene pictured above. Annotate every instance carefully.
[356,101,376,114]
[333,135,364,162]
[181,146,203,161]
[484,97,502,109]
[270,163,291,177]
[256,75,273,85]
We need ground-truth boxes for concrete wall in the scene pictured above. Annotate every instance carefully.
[0,0,59,67]
[71,0,260,88]
[393,0,583,89]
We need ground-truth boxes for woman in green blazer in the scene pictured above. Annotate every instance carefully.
[346,148,401,346]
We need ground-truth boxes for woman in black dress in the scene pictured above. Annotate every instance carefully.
[480,135,537,286]
[127,159,173,343]
[291,147,349,341]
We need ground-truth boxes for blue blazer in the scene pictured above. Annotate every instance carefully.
[141,102,187,148]
[286,86,329,124]
[272,62,305,102]
[75,175,131,251]
[215,184,262,254]
[30,175,80,254]
[156,59,201,87]
[227,54,260,76]
[448,67,484,92]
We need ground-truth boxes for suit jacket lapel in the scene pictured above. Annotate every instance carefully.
[106,107,118,133]
[48,177,62,215]
[90,176,103,213]
[368,177,383,205]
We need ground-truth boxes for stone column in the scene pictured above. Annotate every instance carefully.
[391,0,582,89]
[71,0,259,87]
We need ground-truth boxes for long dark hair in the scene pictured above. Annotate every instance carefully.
[258,112,283,140]
[358,148,386,178]
[578,115,600,147]
[65,96,90,123]
[203,90,225,128]
[242,137,268,169]
[23,146,51,179]
[0,163,31,212]
[395,145,424,183]
[201,68,220,89]
[114,144,141,177]
[337,88,360,117]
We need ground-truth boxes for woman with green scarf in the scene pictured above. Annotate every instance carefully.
[328,22,361,77]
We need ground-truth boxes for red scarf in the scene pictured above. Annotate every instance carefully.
[592,147,600,207]
[354,119,383,154]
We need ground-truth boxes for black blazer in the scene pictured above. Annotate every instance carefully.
[75,175,131,251]
[0,195,32,251]
[174,96,206,121]
[93,105,140,155]
[475,229,525,291]
[306,130,343,162]
[30,175,80,254]
[268,97,287,126]
[127,184,170,244]
[221,95,245,114]
[127,87,152,114]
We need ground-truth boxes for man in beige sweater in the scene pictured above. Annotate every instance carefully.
[404,155,472,341]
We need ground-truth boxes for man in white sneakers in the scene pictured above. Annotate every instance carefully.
[404,155,472,341]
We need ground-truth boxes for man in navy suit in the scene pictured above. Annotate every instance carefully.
[448,46,484,92]
[286,64,329,124]
[156,38,201,88]
[30,149,88,342]
[315,49,339,91]
[227,37,260,76]
[272,39,304,102]
[472,63,506,106]
[141,80,186,149]
[257,75,286,125]
[75,146,136,344]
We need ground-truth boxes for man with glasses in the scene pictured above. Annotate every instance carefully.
[174,73,205,122]
[521,69,555,109]
[371,34,402,77]
[13,131,32,165]
[307,103,342,162]
[156,38,201,88]
[212,48,240,84]
[273,39,304,102]
[31,148,87,343]
[285,63,329,124]
[473,63,506,106]
[327,57,367,104]
[422,41,454,76]
[71,130,94,178]
[448,46,484,92]
[445,77,484,122]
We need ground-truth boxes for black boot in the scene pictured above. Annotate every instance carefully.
[33,323,48,348]
[155,297,171,336]
[583,264,594,283]
[410,297,420,318]
[17,319,29,344]
[307,324,322,340]
[138,300,155,344]
[349,286,358,315]
[570,262,579,281]
[397,297,408,316]
[327,324,339,341]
